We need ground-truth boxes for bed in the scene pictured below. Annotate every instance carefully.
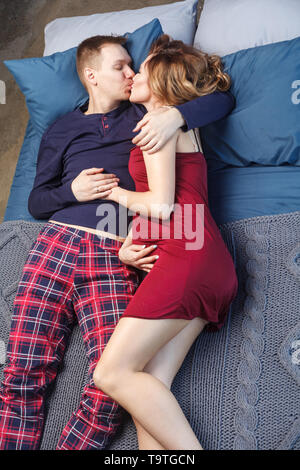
[1,0,300,450]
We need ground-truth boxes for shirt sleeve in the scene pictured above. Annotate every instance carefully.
[28,127,78,219]
[174,90,235,131]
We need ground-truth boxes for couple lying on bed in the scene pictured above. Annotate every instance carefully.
[0,34,238,450]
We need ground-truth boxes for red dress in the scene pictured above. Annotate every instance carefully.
[121,146,238,332]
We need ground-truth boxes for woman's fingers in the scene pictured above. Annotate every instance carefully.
[134,245,157,256]
[140,264,154,272]
[119,244,159,270]
[136,254,159,265]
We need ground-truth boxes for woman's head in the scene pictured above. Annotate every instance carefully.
[130,34,231,107]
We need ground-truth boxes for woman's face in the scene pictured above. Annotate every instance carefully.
[129,56,152,104]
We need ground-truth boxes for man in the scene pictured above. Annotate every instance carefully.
[0,35,234,450]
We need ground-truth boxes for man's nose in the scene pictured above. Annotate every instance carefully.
[125,66,135,79]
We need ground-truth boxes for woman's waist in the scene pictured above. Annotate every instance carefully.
[131,204,212,244]
[132,199,210,223]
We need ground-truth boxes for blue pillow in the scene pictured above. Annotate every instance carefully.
[200,36,300,171]
[4,19,163,222]
[4,18,163,138]
[4,119,41,222]
[5,47,87,138]
[124,18,162,73]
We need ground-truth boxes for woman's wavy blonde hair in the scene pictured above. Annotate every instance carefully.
[146,34,231,105]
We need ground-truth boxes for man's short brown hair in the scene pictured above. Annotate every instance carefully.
[76,35,127,89]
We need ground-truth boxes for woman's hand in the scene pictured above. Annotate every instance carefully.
[119,242,159,273]
[71,167,120,202]
[132,106,185,154]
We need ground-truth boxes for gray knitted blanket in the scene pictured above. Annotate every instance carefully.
[0,211,299,450]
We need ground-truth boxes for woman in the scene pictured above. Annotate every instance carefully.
[93,35,238,450]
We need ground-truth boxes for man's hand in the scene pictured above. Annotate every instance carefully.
[119,242,159,273]
[71,168,120,202]
[132,106,185,154]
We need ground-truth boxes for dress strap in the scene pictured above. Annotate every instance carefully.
[192,128,203,153]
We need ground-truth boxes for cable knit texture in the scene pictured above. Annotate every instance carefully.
[0,212,299,450]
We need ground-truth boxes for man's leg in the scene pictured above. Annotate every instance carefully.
[0,224,79,449]
[57,234,139,450]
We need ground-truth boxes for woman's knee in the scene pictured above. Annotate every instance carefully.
[93,361,130,396]
[93,362,115,394]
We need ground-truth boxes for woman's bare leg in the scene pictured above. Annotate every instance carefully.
[93,316,207,450]
[132,317,207,450]
[131,416,165,450]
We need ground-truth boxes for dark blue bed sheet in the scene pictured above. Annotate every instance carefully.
[207,165,300,226]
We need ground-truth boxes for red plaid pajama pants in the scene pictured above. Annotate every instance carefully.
[0,222,139,450]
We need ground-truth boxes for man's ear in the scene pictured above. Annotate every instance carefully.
[84,67,98,86]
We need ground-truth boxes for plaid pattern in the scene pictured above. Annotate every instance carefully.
[0,222,139,450]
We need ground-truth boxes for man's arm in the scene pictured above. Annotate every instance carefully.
[28,129,78,219]
[174,90,235,131]
[28,129,118,219]
[132,90,235,154]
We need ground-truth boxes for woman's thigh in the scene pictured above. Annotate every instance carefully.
[97,316,208,378]
[97,316,193,374]
[143,317,207,387]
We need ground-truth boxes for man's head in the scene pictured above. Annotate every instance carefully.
[76,35,135,103]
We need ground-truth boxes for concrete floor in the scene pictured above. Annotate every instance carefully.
[0,0,204,223]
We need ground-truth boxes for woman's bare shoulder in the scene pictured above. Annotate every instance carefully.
[176,129,200,153]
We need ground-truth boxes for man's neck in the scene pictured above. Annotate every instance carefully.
[84,96,122,115]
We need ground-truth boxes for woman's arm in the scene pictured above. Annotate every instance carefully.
[118,228,159,272]
[132,90,235,154]
[108,132,179,220]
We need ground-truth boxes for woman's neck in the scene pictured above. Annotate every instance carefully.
[142,98,164,112]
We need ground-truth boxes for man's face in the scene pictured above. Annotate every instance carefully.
[94,43,135,102]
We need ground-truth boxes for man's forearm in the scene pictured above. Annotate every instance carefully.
[28,181,77,219]
[174,90,235,131]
